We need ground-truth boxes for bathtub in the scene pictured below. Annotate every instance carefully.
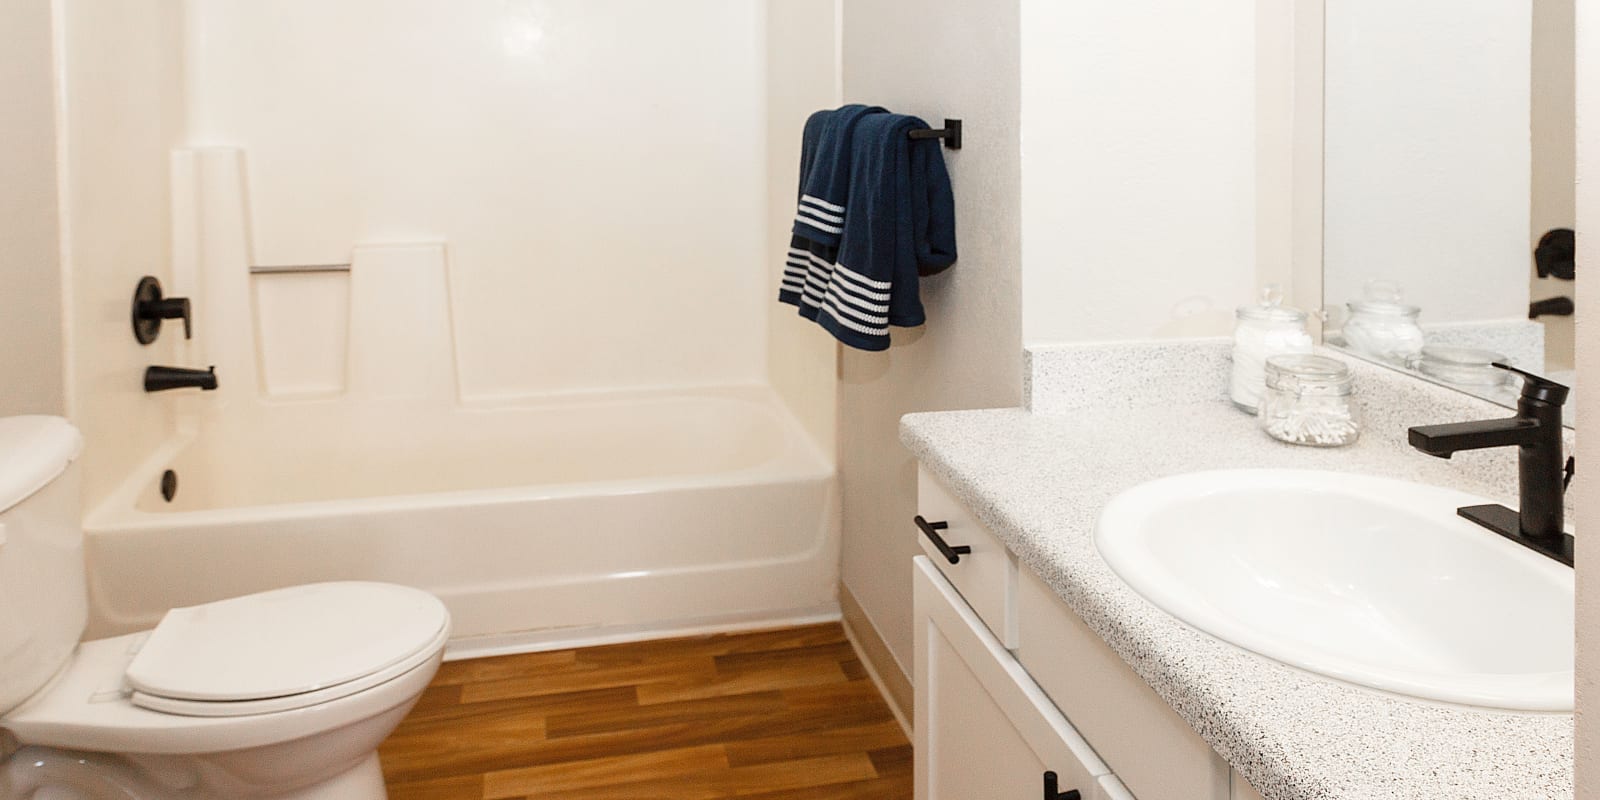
[81,387,839,650]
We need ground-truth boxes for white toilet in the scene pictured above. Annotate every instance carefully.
[0,416,451,799]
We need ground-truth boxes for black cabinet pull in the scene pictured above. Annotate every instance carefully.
[1043,771,1081,800]
[914,515,971,564]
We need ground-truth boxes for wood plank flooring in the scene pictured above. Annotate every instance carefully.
[379,623,912,799]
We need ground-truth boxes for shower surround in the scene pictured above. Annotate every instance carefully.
[62,1,842,648]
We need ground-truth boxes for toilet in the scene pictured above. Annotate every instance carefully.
[0,416,450,799]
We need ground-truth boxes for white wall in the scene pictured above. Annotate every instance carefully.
[57,0,187,509]
[839,0,1024,688]
[1531,0,1577,372]
[183,0,772,401]
[1020,0,1262,342]
[0,0,63,416]
[1323,0,1531,324]
[765,1,840,460]
[1573,0,1598,792]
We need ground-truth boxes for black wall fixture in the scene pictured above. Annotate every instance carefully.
[908,118,962,149]
[132,276,193,345]
[1534,228,1575,281]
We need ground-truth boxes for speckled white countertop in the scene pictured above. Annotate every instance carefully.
[901,341,1574,800]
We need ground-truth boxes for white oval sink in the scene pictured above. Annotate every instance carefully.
[1095,469,1573,712]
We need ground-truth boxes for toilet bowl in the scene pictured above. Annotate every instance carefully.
[0,417,451,799]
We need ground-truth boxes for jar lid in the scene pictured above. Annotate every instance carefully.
[1419,345,1507,366]
[1265,354,1353,394]
[1349,280,1420,317]
[1416,346,1511,386]
[1348,299,1421,317]
[1237,285,1308,323]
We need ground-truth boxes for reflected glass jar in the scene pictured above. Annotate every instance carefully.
[1341,282,1424,367]
[1415,346,1519,406]
[1258,354,1361,447]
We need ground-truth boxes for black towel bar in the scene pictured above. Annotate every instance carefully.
[908,119,962,150]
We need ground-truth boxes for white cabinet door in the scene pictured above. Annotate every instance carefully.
[914,557,1110,800]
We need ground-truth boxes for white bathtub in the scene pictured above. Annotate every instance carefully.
[82,388,839,649]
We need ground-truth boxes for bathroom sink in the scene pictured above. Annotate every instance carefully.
[1094,469,1573,711]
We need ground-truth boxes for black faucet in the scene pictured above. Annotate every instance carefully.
[145,366,218,393]
[1407,363,1573,565]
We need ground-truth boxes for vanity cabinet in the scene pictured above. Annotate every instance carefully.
[914,557,1131,800]
[914,468,1265,800]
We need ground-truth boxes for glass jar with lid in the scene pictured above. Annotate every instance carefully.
[1258,354,1361,447]
[1230,286,1313,412]
[1341,281,1425,367]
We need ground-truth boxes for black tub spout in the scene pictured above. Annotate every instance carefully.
[145,366,218,392]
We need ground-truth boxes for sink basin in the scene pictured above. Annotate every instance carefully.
[1095,469,1573,711]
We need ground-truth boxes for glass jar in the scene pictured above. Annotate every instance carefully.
[1415,346,1519,406]
[1230,287,1313,413]
[1341,282,1424,367]
[1415,346,1510,387]
[1258,354,1361,447]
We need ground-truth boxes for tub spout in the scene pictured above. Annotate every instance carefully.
[145,365,218,392]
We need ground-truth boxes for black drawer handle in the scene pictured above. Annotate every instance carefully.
[914,515,971,564]
[1043,771,1081,800]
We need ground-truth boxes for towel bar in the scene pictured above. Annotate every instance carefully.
[908,119,961,150]
[249,264,352,275]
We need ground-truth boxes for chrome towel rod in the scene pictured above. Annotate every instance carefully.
[249,263,352,274]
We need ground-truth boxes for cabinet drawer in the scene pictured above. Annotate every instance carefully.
[916,467,1018,648]
[1016,566,1230,800]
[914,557,1109,800]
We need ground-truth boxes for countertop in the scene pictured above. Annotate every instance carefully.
[899,396,1573,799]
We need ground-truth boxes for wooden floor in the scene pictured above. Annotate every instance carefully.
[379,623,912,799]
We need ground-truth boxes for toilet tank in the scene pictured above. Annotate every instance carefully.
[0,416,87,717]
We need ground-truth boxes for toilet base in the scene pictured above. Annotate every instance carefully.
[0,747,388,799]
[263,753,386,800]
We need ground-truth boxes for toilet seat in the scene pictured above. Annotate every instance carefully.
[125,582,449,718]
[1,583,451,756]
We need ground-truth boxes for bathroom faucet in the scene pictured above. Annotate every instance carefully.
[1407,363,1572,565]
[144,366,218,393]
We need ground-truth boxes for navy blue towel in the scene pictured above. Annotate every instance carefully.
[791,104,885,246]
[779,110,956,352]
[778,108,844,308]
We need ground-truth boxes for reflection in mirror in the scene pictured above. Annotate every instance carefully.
[1321,0,1576,427]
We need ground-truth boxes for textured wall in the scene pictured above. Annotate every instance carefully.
[1020,0,1262,342]
[0,0,63,416]
[838,0,1024,681]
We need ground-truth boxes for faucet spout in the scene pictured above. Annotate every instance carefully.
[145,365,218,393]
[1405,363,1571,565]
[1406,417,1541,458]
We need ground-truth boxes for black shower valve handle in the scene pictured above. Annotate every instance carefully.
[152,296,193,339]
[132,276,194,344]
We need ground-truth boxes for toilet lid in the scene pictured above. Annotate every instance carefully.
[125,582,450,708]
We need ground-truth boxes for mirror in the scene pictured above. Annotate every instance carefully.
[1320,0,1576,427]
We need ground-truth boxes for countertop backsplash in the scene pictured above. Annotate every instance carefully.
[1023,338,1579,525]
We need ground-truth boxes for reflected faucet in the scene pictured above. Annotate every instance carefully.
[144,366,218,393]
[1407,363,1573,565]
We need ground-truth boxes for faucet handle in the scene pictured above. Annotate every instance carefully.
[1492,362,1571,406]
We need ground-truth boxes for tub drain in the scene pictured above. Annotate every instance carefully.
[161,469,178,502]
